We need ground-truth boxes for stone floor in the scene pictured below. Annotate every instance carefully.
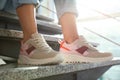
[0,58,120,80]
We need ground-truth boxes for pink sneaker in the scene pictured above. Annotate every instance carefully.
[18,33,64,65]
[59,36,113,63]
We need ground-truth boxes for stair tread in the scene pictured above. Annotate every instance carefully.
[36,14,54,22]
[0,29,99,46]
[0,58,120,80]
[0,28,61,42]
[0,11,62,34]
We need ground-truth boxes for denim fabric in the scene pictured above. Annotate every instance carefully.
[12,0,40,9]
[0,0,78,18]
[0,0,40,14]
[0,0,7,10]
[4,0,16,14]
[54,0,78,19]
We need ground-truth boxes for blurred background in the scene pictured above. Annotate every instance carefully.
[38,0,120,80]
[0,0,119,79]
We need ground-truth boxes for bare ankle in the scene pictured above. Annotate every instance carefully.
[65,36,79,44]
[22,38,28,43]
[22,36,31,43]
[22,32,38,43]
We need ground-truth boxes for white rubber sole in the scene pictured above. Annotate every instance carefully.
[62,53,113,63]
[0,55,16,62]
[0,58,6,65]
[18,54,64,65]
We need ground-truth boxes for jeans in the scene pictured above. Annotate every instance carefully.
[0,0,78,19]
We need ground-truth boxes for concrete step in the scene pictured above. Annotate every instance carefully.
[0,29,120,80]
[0,29,99,61]
[36,14,54,22]
[0,11,62,34]
[0,28,61,60]
[0,58,120,80]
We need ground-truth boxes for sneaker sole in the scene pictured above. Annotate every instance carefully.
[18,54,64,65]
[62,53,113,63]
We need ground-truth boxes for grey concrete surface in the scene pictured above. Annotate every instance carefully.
[0,59,120,80]
[0,11,62,34]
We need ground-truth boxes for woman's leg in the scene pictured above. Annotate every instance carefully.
[54,0,79,44]
[59,13,79,44]
[16,4,38,43]
[11,0,63,65]
[54,0,113,63]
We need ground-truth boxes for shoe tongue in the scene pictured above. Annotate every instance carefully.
[70,38,81,46]
[65,36,97,51]
[31,33,45,40]
[79,35,87,42]
[71,36,87,45]
[31,32,40,38]
[79,36,97,51]
[65,36,85,49]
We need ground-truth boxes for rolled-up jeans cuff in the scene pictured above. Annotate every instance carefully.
[54,0,78,19]
[13,0,40,9]
[57,8,78,19]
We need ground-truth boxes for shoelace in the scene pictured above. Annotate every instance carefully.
[31,34,51,52]
[58,36,98,51]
